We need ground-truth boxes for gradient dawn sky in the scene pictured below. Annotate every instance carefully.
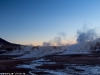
[0,0,100,46]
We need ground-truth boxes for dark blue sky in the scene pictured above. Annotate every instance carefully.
[0,0,100,45]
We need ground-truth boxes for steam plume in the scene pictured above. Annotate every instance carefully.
[76,28,98,43]
[43,32,67,46]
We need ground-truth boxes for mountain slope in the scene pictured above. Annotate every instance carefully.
[0,38,21,51]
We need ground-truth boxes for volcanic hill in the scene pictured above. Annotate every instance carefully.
[0,38,21,51]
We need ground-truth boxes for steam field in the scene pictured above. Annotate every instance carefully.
[1,39,100,75]
[1,0,100,74]
[0,29,100,75]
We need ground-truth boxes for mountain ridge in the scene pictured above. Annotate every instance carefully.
[0,38,21,50]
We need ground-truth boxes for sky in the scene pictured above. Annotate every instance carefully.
[0,0,100,46]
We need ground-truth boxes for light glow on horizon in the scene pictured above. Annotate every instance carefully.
[0,0,100,45]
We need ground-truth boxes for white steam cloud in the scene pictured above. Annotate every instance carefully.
[43,32,67,46]
[76,28,98,43]
[43,26,100,46]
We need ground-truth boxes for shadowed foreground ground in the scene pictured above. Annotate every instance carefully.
[0,53,100,75]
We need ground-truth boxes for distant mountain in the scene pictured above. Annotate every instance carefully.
[0,38,9,44]
[0,38,21,51]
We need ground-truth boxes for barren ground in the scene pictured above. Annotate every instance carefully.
[0,53,100,75]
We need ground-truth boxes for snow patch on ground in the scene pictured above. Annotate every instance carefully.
[45,70,67,75]
[16,64,34,69]
[16,58,56,70]
[16,57,100,75]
